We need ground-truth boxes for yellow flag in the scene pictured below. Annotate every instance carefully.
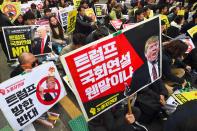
[67,10,78,34]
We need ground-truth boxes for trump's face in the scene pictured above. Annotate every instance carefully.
[145,40,159,62]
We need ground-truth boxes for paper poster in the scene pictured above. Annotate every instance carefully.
[60,16,161,121]
[67,9,78,33]
[94,4,108,17]
[85,8,97,22]
[1,2,21,22]
[0,62,67,130]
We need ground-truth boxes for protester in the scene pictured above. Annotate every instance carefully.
[163,100,197,131]
[29,3,42,19]
[49,15,69,54]
[74,5,96,35]
[43,8,52,20]
[162,40,190,91]
[10,52,39,78]
[23,11,36,25]
[0,10,14,60]
[110,3,124,20]
[14,14,25,25]
[60,33,86,55]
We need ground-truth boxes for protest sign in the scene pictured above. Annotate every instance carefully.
[0,62,67,131]
[187,25,197,38]
[122,23,135,29]
[177,10,185,16]
[2,25,52,60]
[110,19,123,31]
[59,6,74,27]
[36,19,49,25]
[67,9,78,33]
[161,14,170,28]
[94,4,108,17]
[21,3,30,14]
[85,8,97,22]
[181,38,195,53]
[73,0,81,8]
[60,16,161,121]
[172,91,197,105]
[1,2,21,22]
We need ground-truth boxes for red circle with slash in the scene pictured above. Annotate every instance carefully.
[36,77,61,105]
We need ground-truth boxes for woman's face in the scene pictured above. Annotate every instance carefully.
[18,15,23,23]
[50,17,58,26]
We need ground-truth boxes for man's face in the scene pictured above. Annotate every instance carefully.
[47,77,56,89]
[137,13,144,22]
[145,40,159,62]
[79,8,85,16]
[26,19,36,25]
[162,7,168,15]
[37,28,47,38]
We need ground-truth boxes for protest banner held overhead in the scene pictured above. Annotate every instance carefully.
[2,25,52,60]
[85,8,97,22]
[94,4,108,17]
[0,62,67,131]
[73,0,81,8]
[59,6,74,27]
[67,9,78,33]
[60,16,161,121]
[1,2,21,22]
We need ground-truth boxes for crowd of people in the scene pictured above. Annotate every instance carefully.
[0,0,197,130]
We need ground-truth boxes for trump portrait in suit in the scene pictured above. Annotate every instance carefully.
[32,26,52,55]
[129,35,160,95]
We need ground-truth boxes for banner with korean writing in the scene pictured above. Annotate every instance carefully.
[85,8,97,22]
[0,62,67,131]
[2,25,52,60]
[67,9,78,34]
[94,4,108,17]
[73,0,81,8]
[60,16,161,121]
[59,6,74,27]
[1,2,21,23]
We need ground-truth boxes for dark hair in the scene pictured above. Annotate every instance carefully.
[31,3,37,9]
[80,0,88,6]
[93,27,109,40]
[73,33,86,45]
[135,9,143,18]
[77,5,85,12]
[49,16,64,40]
[159,4,168,13]
[23,11,36,21]
[164,40,188,58]
[174,15,184,25]
[44,8,51,14]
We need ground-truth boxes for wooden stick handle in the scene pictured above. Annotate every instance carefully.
[127,96,132,114]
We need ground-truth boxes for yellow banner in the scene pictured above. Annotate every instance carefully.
[177,10,185,16]
[73,0,81,9]
[85,8,97,22]
[187,25,197,38]
[67,10,78,34]
[161,14,170,28]
[172,91,197,105]
[1,2,21,23]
